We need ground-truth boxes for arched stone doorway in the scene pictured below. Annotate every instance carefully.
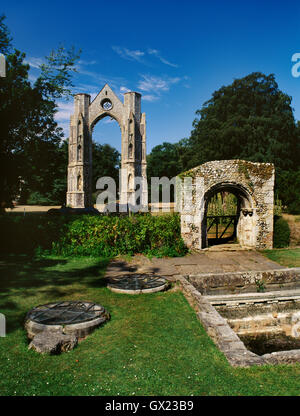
[202,182,253,248]
[66,84,147,209]
[178,160,275,250]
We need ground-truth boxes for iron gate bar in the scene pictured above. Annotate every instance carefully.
[219,217,235,239]
[206,215,238,240]
[207,218,215,233]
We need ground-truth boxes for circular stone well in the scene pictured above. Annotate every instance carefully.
[107,273,168,294]
[25,301,110,339]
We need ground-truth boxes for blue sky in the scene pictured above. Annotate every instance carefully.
[2,0,300,153]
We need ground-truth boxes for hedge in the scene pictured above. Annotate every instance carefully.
[273,216,290,248]
[0,212,291,257]
[0,213,187,257]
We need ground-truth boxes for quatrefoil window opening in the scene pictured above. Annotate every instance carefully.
[101,98,113,111]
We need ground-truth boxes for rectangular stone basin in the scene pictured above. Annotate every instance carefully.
[179,273,300,366]
[214,297,300,356]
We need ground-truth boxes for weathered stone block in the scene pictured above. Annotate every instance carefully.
[28,330,78,354]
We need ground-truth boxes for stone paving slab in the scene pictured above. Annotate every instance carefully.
[105,250,285,281]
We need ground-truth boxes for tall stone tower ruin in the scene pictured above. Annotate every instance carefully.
[66,84,147,209]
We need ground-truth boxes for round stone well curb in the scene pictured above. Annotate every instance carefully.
[25,301,110,353]
[107,273,168,294]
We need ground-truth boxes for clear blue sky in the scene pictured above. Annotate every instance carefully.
[2,0,300,153]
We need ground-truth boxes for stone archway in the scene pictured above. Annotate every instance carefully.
[178,160,275,250]
[66,84,147,209]
[201,182,253,248]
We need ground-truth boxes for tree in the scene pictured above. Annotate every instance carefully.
[92,142,120,190]
[147,141,187,202]
[21,140,121,206]
[145,72,300,211]
[180,72,300,211]
[0,15,80,210]
[147,141,184,179]
[0,14,12,55]
[19,138,68,205]
[187,72,299,172]
[275,168,300,214]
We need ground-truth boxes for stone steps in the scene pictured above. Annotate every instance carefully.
[205,288,300,306]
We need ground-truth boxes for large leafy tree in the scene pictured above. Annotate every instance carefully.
[187,72,299,171]
[185,72,300,211]
[147,141,183,179]
[19,138,68,205]
[22,140,121,205]
[0,15,80,210]
[146,141,188,202]
[149,72,300,211]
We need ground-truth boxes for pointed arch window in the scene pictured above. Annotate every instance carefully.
[77,174,82,191]
[128,143,133,159]
[77,144,82,161]
[128,174,134,191]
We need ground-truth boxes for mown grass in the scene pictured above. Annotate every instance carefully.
[263,248,300,268]
[1,255,300,396]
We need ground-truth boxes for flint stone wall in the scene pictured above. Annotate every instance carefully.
[178,160,275,250]
[187,268,300,295]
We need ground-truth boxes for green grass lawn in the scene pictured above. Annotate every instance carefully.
[1,254,300,396]
[263,248,300,268]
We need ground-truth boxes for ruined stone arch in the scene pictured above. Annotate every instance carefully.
[89,111,123,133]
[179,160,274,250]
[66,84,147,209]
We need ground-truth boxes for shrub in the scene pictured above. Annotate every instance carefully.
[273,216,290,248]
[287,201,300,215]
[274,196,283,216]
[0,213,187,257]
[276,169,300,215]
[51,213,187,257]
[27,191,55,206]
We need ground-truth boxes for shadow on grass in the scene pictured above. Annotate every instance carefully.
[106,260,160,276]
[0,254,111,334]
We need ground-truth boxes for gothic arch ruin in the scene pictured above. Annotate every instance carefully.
[179,160,275,250]
[66,84,147,208]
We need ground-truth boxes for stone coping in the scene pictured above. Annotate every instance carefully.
[176,275,300,367]
[25,315,109,340]
[187,268,300,295]
[25,302,110,340]
[205,288,300,306]
[107,283,168,294]
[107,274,168,294]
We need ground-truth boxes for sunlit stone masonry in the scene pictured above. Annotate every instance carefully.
[66,84,147,209]
[178,159,275,250]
